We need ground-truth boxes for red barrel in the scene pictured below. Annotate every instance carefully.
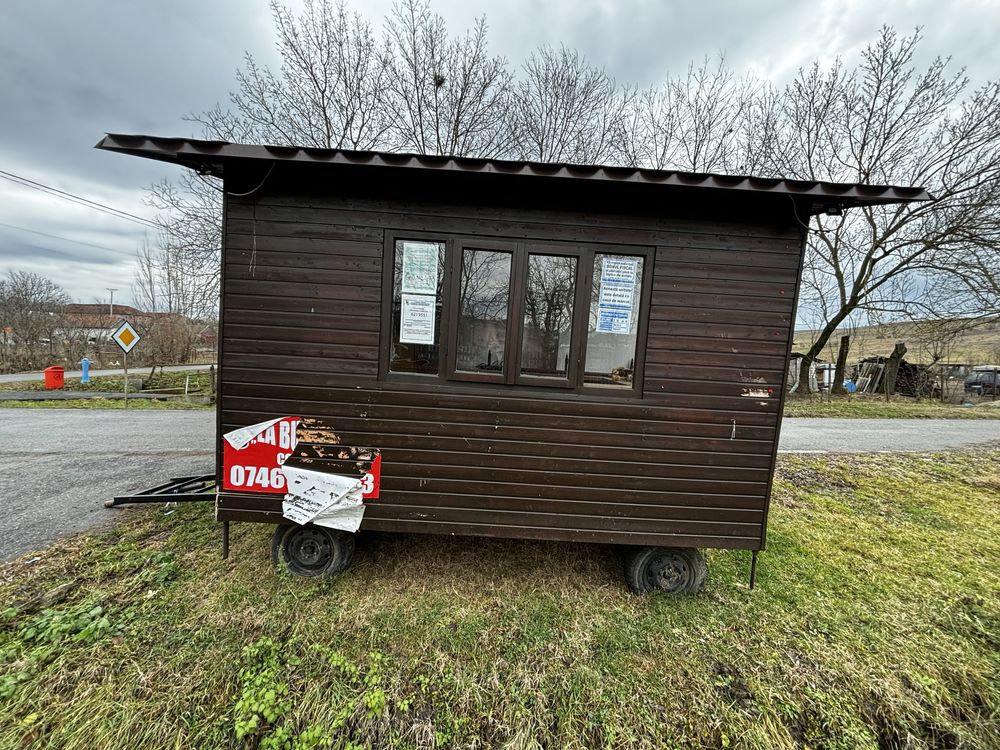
[43,366,64,389]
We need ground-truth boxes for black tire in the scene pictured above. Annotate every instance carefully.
[270,524,355,578]
[624,546,707,594]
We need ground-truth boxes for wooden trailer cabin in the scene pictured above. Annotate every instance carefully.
[98,134,929,592]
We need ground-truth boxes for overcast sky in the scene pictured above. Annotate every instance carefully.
[1,0,998,307]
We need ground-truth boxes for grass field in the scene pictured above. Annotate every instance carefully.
[0,398,212,410]
[0,371,215,410]
[0,370,214,394]
[792,319,1000,365]
[784,394,1000,419]
[1,450,997,749]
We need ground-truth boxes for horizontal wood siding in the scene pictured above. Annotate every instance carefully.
[218,169,804,550]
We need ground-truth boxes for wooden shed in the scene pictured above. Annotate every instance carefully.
[98,134,929,592]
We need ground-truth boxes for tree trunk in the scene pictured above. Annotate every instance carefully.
[884,341,907,397]
[831,334,850,395]
[794,355,813,395]
[793,313,850,395]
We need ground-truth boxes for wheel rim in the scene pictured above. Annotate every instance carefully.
[645,552,691,593]
[285,527,334,573]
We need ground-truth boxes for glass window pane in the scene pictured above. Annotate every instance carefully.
[390,240,445,374]
[456,249,511,375]
[584,254,643,388]
[520,254,577,379]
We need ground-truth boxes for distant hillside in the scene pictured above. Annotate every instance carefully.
[792,319,1000,365]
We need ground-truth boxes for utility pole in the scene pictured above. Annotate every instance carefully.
[106,288,118,317]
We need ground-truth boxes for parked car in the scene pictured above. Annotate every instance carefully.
[965,366,1000,396]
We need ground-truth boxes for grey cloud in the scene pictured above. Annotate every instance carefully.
[1,0,998,304]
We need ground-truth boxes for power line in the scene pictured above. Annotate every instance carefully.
[0,168,159,228]
[0,221,138,258]
[0,169,160,229]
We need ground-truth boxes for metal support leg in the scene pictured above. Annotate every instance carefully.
[749,549,759,590]
[222,521,230,560]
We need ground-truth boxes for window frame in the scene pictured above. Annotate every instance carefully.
[445,237,519,385]
[381,229,653,398]
[511,242,591,389]
[379,231,454,383]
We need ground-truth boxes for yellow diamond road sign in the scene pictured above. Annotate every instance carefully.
[112,320,141,354]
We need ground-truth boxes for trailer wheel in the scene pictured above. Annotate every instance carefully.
[271,524,355,578]
[625,547,706,594]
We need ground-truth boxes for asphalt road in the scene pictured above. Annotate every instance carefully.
[0,411,998,560]
[779,417,1000,453]
[0,410,213,560]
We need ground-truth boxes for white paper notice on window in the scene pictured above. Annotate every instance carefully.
[597,256,638,334]
[399,293,436,344]
[400,242,439,294]
[601,256,639,286]
[597,307,632,334]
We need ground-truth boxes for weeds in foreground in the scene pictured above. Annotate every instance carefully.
[0,450,998,749]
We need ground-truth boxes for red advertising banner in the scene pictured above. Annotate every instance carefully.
[361,454,382,499]
[222,417,381,499]
[222,416,301,493]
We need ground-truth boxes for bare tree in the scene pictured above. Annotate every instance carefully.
[0,271,71,372]
[616,56,766,174]
[192,0,392,150]
[133,235,207,318]
[667,56,759,173]
[515,45,633,165]
[168,0,395,317]
[132,235,209,369]
[145,171,222,317]
[616,84,684,171]
[150,12,999,382]
[765,28,1000,392]
[384,0,515,156]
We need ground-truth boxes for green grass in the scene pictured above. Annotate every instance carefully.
[0,371,215,410]
[1,450,998,749]
[0,398,212,410]
[0,370,214,393]
[784,394,1000,419]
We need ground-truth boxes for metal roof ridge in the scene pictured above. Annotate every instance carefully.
[95,133,933,202]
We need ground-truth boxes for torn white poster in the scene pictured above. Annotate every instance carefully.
[399,293,436,344]
[280,464,367,532]
[400,242,439,294]
[223,417,286,450]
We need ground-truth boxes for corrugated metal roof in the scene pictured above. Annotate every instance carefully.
[95,133,932,212]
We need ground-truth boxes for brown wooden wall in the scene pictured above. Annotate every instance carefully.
[216,165,805,551]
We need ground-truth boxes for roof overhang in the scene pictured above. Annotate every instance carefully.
[96,133,932,215]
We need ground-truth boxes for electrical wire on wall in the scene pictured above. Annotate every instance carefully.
[196,163,276,278]
[787,194,844,236]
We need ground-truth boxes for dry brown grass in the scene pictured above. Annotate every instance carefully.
[793,319,1000,365]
